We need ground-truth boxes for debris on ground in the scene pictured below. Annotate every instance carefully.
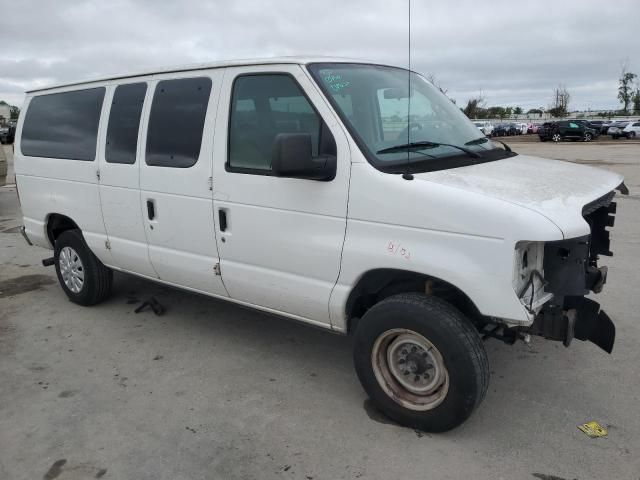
[578,421,608,438]
[134,297,166,316]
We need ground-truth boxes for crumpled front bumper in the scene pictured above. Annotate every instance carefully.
[527,297,615,353]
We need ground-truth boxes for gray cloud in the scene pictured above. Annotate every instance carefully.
[1,0,637,110]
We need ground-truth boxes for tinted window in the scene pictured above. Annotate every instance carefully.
[106,83,147,164]
[228,74,322,171]
[21,88,105,160]
[146,77,212,168]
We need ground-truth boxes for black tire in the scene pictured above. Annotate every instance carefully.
[629,132,636,139]
[584,133,593,142]
[54,229,113,306]
[353,293,489,432]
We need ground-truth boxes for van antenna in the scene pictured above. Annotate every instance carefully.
[402,0,414,181]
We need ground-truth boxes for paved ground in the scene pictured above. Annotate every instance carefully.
[1,143,639,480]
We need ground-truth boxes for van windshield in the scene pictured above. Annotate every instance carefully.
[308,63,513,173]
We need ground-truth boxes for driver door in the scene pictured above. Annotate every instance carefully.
[211,65,351,326]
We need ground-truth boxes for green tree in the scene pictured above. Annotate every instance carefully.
[513,106,523,116]
[632,88,640,114]
[487,106,506,119]
[9,106,20,120]
[463,94,485,119]
[617,64,637,113]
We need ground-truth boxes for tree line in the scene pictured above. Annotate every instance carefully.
[458,60,640,119]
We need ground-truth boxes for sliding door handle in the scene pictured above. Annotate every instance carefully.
[218,209,227,232]
[147,199,155,220]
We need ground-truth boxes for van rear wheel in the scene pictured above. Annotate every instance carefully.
[54,229,112,306]
[353,293,489,432]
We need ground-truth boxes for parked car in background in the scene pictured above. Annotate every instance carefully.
[571,120,600,138]
[527,123,540,134]
[473,121,494,137]
[621,121,640,138]
[0,125,16,144]
[598,121,612,134]
[517,123,528,134]
[587,120,606,132]
[506,123,521,135]
[492,123,507,136]
[607,121,629,139]
[538,121,597,142]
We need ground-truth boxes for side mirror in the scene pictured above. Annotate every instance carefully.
[271,133,336,181]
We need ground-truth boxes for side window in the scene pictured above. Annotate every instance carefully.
[106,83,147,164]
[21,87,105,160]
[146,77,212,168]
[569,122,579,129]
[228,74,327,172]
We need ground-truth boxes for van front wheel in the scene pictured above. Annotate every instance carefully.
[54,230,112,306]
[353,293,489,432]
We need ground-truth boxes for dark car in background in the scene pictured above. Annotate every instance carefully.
[0,125,16,144]
[492,123,518,136]
[538,120,597,142]
[570,120,600,138]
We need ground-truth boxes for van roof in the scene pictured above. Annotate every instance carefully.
[26,56,395,94]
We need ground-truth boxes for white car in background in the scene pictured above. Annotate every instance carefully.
[517,123,528,134]
[622,121,640,139]
[473,121,494,137]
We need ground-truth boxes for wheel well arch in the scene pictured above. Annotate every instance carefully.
[345,269,484,334]
[46,213,80,247]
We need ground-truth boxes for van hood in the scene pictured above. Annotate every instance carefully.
[416,155,624,238]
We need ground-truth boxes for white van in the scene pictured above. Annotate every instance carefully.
[14,57,627,432]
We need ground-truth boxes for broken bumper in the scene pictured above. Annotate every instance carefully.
[527,297,615,353]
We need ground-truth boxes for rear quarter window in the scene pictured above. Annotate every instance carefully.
[106,83,147,164]
[21,87,106,161]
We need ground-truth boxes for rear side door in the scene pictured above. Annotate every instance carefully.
[567,121,581,138]
[98,81,157,277]
[212,65,350,326]
[139,70,228,296]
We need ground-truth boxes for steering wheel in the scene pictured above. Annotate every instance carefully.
[396,122,424,141]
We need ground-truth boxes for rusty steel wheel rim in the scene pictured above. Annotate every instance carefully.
[371,329,449,411]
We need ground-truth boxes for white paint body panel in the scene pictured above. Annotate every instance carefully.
[139,69,228,296]
[212,65,350,324]
[98,80,157,278]
[13,58,625,334]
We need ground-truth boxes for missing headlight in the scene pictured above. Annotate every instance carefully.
[513,241,553,313]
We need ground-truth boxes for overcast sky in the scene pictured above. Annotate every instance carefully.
[1,0,638,111]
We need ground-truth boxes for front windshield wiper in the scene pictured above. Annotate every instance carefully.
[464,136,489,145]
[377,141,481,159]
[465,136,512,153]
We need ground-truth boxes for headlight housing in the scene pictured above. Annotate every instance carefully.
[513,241,553,313]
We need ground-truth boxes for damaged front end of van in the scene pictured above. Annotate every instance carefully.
[511,185,628,353]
